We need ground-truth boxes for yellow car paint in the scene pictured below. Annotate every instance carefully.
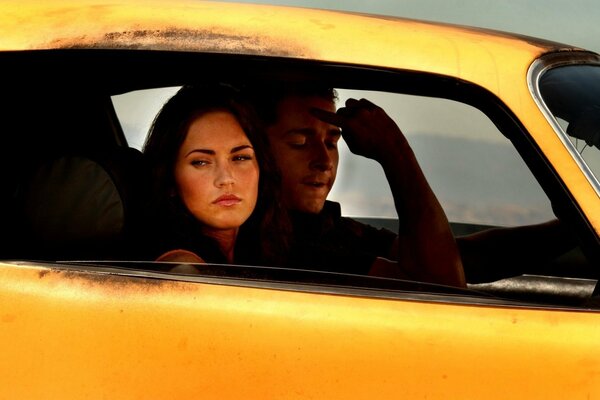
[1,263,599,399]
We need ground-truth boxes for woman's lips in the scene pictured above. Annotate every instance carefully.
[213,194,241,206]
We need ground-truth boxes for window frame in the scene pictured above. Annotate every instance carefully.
[528,51,600,197]
[3,49,599,308]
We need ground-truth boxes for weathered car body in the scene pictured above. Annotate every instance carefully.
[1,1,599,398]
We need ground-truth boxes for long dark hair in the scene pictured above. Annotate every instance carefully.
[143,83,289,266]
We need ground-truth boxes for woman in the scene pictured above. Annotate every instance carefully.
[143,83,288,268]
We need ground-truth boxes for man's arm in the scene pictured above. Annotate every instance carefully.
[456,219,578,282]
[313,98,466,287]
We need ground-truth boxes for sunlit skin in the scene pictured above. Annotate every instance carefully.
[173,110,259,262]
[265,95,341,214]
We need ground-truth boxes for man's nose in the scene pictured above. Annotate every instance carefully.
[309,142,334,171]
[215,163,235,187]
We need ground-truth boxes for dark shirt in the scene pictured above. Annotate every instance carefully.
[288,201,397,275]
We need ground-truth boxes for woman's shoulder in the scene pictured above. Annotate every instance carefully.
[156,249,205,263]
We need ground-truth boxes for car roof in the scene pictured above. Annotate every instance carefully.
[0,0,589,88]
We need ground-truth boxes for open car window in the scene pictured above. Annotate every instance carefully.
[110,74,595,308]
[0,47,595,310]
[114,88,555,230]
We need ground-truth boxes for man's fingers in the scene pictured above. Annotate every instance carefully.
[312,97,380,128]
[346,97,377,109]
[345,98,360,107]
[310,107,345,127]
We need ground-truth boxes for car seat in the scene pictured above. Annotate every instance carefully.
[9,147,150,261]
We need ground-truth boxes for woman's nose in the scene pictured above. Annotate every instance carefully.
[215,164,235,187]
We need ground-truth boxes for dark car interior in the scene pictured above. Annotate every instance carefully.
[1,49,599,308]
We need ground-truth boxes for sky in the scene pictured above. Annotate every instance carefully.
[215,0,600,54]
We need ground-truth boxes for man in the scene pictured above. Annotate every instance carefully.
[251,84,466,288]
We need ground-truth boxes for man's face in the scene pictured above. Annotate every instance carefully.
[266,95,340,214]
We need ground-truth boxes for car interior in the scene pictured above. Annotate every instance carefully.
[1,49,599,308]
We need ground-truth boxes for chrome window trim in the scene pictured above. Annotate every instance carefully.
[6,261,597,312]
[527,51,600,197]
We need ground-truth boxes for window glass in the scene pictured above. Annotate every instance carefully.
[538,64,600,185]
[113,87,554,227]
[112,87,180,150]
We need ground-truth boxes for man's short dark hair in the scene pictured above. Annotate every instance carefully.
[245,81,338,126]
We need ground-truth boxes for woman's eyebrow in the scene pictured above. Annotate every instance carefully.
[185,145,253,157]
[231,144,253,153]
[185,148,215,157]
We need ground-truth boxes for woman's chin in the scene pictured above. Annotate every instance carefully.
[202,215,251,232]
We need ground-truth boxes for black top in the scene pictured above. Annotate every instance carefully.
[287,201,397,275]
[149,200,396,275]
[146,201,263,266]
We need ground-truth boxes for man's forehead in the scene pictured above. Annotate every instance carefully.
[268,95,337,134]
[277,94,336,116]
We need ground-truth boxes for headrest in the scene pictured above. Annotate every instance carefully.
[22,156,124,242]
[15,147,148,260]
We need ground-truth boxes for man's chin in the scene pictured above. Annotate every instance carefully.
[289,199,327,214]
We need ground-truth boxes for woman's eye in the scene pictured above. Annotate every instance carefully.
[191,159,209,167]
[233,154,254,162]
[326,141,337,150]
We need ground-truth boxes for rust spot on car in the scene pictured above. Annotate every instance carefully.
[40,28,312,58]
[36,267,195,295]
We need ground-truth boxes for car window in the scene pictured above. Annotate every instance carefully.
[537,64,600,191]
[0,45,593,308]
[332,89,555,230]
[107,80,594,307]
[113,87,554,230]
[112,87,180,150]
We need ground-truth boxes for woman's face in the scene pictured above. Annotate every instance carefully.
[174,110,259,232]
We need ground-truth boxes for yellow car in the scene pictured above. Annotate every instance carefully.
[1,1,599,398]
